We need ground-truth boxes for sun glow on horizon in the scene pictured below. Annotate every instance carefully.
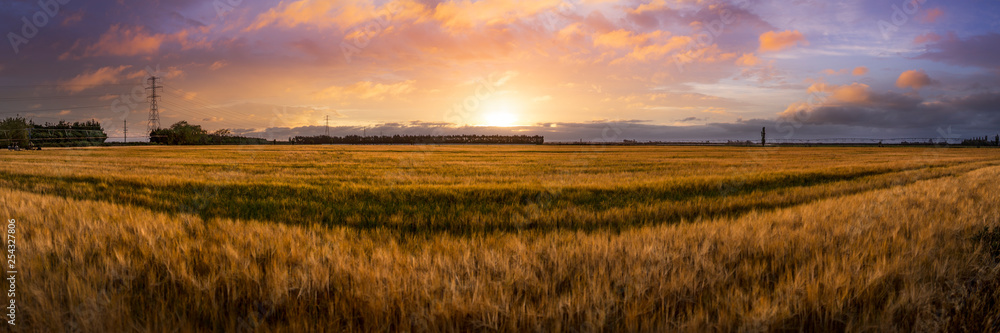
[479,98,521,127]
[484,111,518,127]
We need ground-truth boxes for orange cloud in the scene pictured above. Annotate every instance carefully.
[820,67,866,76]
[60,66,130,93]
[807,82,872,104]
[920,8,944,23]
[593,30,662,48]
[759,30,807,52]
[125,66,184,81]
[314,80,417,101]
[245,0,429,32]
[432,0,562,30]
[896,70,933,90]
[620,35,693,62]
[831,83,871,103]
[735,53,759,67]
[83,24,167,57]
[247,0,345,31]
[557,22,584,41]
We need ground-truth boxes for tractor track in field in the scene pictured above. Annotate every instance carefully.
[0,160,998,236]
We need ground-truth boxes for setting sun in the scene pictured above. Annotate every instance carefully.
[484,111,518,127]
[480,98,521,127]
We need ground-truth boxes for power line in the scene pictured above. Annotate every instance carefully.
[0,83,135,88]
[0,104,110,115]
[159,100,247,125]
[0,93,121,101]
[159,86,251,122]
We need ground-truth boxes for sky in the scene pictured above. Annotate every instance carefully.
[0,0,999,142]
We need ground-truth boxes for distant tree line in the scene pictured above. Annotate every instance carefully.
[960,135,1000,147]
[151,121,267,145]
[0,116,107,148]
[291,134,544,145]
[725,140,757,146]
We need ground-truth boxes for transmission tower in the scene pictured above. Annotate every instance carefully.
[146,76,162,135]
[325,115,330,136]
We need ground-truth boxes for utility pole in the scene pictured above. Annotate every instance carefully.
[146,76,162,135]
[325,115,330,136]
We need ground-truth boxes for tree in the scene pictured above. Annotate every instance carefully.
[760,127,766,146]
[173,121,206,144]
[0,116,30,148]
[151,121,207,145]
[995,134,999,146]
[151,122,266,145]
[31,119,107,147]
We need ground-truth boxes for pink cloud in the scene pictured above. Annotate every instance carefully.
[920,8,944,24]
[61,10,84,27]
[913,32,943,44]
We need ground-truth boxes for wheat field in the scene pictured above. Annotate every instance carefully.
[3,145,1000,331]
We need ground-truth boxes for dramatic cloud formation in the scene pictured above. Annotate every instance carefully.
[0,0,998,141]
[918,33,1000,70]
[779,78,1000,134]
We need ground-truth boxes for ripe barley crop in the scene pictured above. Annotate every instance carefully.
[2,146,999,331]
